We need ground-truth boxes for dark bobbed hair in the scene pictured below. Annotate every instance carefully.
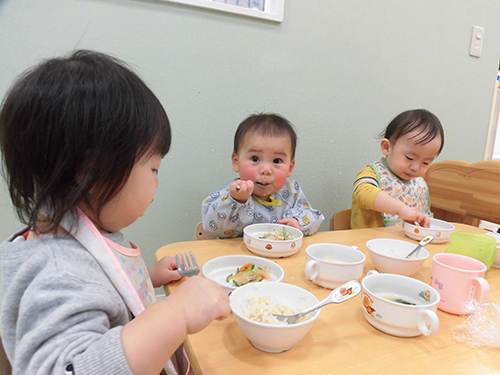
[233,113,297,159]
[381,109,445,154]
[0,50,171,233]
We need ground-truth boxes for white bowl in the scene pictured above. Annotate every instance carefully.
[366,238,429,276]
[485,232,500,268]
[243,223,303,258]
[202,255,285,294]
[229,282,320,353]
[361,271,440,337]
[305,243,366,288]
[403,218,455,243]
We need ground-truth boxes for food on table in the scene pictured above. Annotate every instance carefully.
[242,294,312,325]
[260,227,294,241]
[226,263,271,287]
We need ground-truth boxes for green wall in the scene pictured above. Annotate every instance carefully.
[1,0,499,270]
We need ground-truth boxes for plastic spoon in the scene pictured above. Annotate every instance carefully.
[272,280,361,324]
[405,235,434,259]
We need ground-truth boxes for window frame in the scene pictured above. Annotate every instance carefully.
[159,0,284,23]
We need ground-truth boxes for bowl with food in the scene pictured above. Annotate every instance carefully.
[361,271,440,337]
[202,255,285,294]
[229,282,320,353]
[243,223,303,258]
[365,238,429,276]
[403,218,455,243]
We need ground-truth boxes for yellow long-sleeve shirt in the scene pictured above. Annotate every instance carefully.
[351,166,385,229]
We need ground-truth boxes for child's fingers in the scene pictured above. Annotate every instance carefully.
[278,217,300,230]
[245,180,254,192]
[415,213,430,228]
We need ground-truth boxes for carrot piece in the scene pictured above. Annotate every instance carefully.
[239,263,252,272]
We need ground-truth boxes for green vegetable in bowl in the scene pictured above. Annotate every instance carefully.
[260,227,293,241]
[226,263,271,287]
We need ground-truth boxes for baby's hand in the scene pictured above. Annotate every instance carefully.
[398,206,431,228]
[148,256,182,288]
[230,180,254,203]
[278,217,301,230]
[174,276,230,334]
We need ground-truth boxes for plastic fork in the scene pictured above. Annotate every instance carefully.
[176,252,200,277]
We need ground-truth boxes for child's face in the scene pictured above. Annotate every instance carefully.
[381,130,442,180]
[93,152,162,233]
[232,132,295,200]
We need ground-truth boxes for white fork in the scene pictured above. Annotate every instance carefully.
[176,252,200,277]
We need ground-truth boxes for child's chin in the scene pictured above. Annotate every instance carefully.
[254,188,274,199]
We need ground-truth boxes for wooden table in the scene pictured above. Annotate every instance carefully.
[155,224,500,375]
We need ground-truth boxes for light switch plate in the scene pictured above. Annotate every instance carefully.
[470,25,484,58]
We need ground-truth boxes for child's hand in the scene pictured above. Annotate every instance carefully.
[230,180,254,203]
[148,256,183,288]
[278,217,301,230]
[173,276,230,334]
[398,206,431,228]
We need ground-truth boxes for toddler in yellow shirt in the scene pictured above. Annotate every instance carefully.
[351,109,444,229]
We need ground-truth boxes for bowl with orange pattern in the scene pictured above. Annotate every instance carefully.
[243,224,303,258]
[403,218,455,244]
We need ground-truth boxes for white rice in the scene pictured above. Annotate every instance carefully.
[242,293,311,325]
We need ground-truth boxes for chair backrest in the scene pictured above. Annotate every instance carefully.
[425,159,500,226]
[0,332,12,375]
[329,209,352,231]
[195,222,217,241]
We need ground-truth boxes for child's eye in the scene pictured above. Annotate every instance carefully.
[405,156,413,161]
[251,156,259,162]
[273,158,283,164]
[152,169,159,175]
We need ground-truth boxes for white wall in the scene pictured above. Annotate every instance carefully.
[1,0,500,270]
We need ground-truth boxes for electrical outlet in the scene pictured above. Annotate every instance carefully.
[469,25,484,58]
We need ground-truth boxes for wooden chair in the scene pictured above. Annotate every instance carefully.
[425,160,500,226]
[329,209,352,231]
[194,222,217,241]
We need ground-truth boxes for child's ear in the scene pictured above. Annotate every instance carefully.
[380,138,391,156]
[231,153,240,173]
[287,159,296,177]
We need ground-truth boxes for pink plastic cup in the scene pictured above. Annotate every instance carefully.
[431,253,489,315]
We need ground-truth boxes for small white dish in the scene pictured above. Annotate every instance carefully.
[366,238,429,276]
[243,223,303,258]
[403,218,455,243]
[202,255,285,294]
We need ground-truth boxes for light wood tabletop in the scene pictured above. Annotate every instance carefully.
[155,224,500,375]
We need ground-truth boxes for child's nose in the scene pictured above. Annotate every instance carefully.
[409,161,419,172]
[259,163,272,175]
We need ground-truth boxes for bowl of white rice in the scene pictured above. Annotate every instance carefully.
[229,282,320,353]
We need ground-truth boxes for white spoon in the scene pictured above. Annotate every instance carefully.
[405,235,434,259]
[272,280,361,324]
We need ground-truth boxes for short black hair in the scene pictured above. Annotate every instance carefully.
[0,50,171,232]
[233,113,297,159]
[381,109,445,154]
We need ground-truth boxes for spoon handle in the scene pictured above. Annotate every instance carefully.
[296,280,361,318]
[405,235,434,259]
